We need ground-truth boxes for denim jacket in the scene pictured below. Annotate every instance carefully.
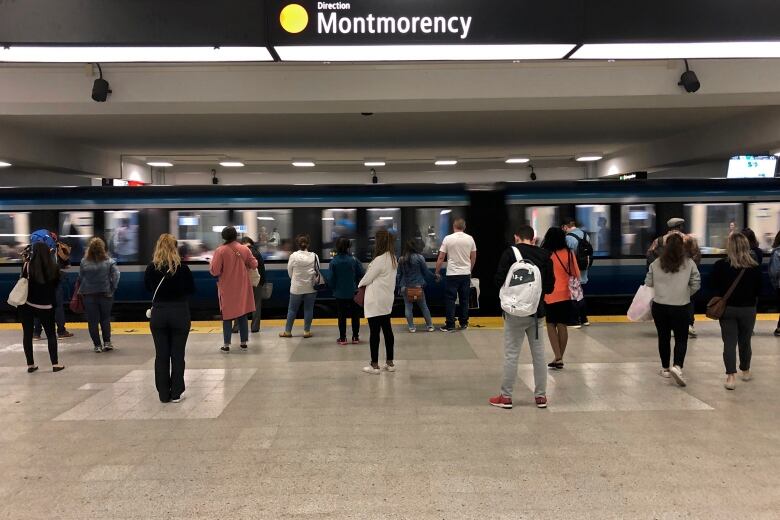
[396,253,433,289]
[78,258,120,296]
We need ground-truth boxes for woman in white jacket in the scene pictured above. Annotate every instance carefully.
[359,229,398,374]
[280,234,318,338]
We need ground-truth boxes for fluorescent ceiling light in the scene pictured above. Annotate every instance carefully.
[275,44,575,62]
[364,161,387,167]
[0,46,273,63]
[571,41,780,60]
[0,161,12,168]
[575,154,603,162]
[379,216,394,220]
[505,157,530,164]
[435,159,458,166]
[322,217,335,221]
[292,161,316,167]
[146,161,173,167]
[440,209,452,215]
[219,160,245,167]
[294,183,315,186]
[257,217,275,221]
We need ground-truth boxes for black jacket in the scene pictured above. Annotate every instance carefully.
[712,259,762,307]
[495,243,555,317]
[249,244,266,283]
[145,264,196,303]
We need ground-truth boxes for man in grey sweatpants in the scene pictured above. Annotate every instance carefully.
[489,225,555,410]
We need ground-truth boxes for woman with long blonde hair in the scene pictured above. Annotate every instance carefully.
[145,234,195,403]
[358,229,398,374]
[712,232,762,390]
[78,237,120,352]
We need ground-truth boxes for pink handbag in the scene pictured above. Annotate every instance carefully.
[354,286,366,306]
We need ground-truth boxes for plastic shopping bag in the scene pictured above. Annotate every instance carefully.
[627,284,654,322]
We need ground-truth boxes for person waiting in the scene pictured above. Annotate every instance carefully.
[397,240,435,333]
[562,218,591,328]
[78,237,120,353]
[541,227,579,369]
[280,234,318,338]
[434,218,477,332]
[232,236,265,334]
[328,237,364,345]
[769,231,780,336]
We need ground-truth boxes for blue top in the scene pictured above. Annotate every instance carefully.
[78,258,120,296]
[397,253,433,288]
[565,227,589,284]
[327,253,364,299]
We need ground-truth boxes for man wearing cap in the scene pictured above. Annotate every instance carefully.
[647,218,701,337]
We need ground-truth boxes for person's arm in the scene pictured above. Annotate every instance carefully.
[183,265,196,295]
[358,258,381,288]
[434,251,446,279]
[144,264,156,292]
[257,255,266,283]
[109,261,120,294]
[689,261,701,295]
[688,236,702,265]
[328,258,339,288]
[286,254,295,279]
[209,248,223,277]
[244,247,258,269]
[542,255,555,295]
[470,250,477,273]
[644,262,654,287]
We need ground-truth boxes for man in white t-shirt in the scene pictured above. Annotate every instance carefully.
[435,218,477,332]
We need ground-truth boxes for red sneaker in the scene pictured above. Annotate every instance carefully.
[535,396,548,409]
[489,395,513,409]
[337,338,348,346]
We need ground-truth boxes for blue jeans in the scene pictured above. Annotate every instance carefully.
[285,292,316,333]
[444,275,471,329]
[83,294,113,347]
[224,315,247,345]
[403,288,432,330]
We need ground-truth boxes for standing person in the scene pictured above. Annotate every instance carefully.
[232,237,265,334]
[489,225,554,409]
[78,237,120,353]
[328,237,364,345]
[768,231,780,336]
[645,233,701,387]
[280,234,318,338]
[145,234,195,403]
[209,226,258,352]
[647,217,701,337]
[359,229,398,374]
[740,228,764,264]
[19,242,65,373]
[542,227,580,369]
[397,240,435,333]
[435,218,477,332]
[713,233,762,390]
[30,232,74,340]
[562,218,591,328]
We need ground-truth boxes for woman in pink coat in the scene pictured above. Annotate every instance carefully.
[209,226,258,352]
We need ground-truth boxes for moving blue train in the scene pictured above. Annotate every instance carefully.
[1,178,779,318]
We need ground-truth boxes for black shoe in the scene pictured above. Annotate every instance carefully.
[459,324,469,331]
[27,366,38,373]
[52,366,65,372]
[440,326,456,333]
[251,329,260,333]
[774,328,780,337]
[220,346,230,353]
[240,344,248,350]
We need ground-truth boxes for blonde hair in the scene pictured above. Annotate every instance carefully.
[153,234,181,273]
[86,237,108,262]
[727,233,758,269]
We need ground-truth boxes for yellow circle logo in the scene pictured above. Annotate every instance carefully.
[280,4,309,34]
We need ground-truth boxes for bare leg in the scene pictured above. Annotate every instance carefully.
[547,323,561,361]
[557,324,569,360]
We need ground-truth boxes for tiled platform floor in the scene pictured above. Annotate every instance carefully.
[1,318,780,519]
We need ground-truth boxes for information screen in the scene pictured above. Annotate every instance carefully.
[727,155,777,178]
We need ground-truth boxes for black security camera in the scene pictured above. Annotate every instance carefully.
[678,59,701,93]
[371,168,378,184]
[91,64,112,102]
[529,165,537,181]
[211,169,219,185]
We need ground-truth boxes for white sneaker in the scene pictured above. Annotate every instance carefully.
[669,366,686,387]
[362,366,380,375]
[408,328,416,333]
[426,326,435,332]
[688,326,697,338]
[659,368,671,378]
[383,364,396,372]
[571,324,582,329]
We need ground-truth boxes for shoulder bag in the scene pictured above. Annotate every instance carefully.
[354,286,366,307]
[145,272,167,319]
[7,263,29,307]
[69,278,84,313]
[555,251,583,302]
[312,254,327,291]
[706,268,745,320]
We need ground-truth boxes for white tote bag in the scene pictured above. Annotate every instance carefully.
[7,277,29,307]
[627,284,654,322]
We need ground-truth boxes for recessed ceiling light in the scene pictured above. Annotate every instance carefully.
[0,161,12,168]
[505,157,530,164]
[575,154,603,162]
[292,161,316,168]
[219,160,245,168]
[146,161,174,167]
[364,161,386,167]
[571,42,780,60]
[0,46,273,63]
[275,44,576,62]
[435,159,458,166]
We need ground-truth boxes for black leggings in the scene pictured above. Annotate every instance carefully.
[652,302,689,369]
[336,298,361,340]
[20,305,58,366]
[150,303,191,402]
[368,314,394,365]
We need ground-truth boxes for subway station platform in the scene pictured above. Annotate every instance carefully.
[2,317,780,519]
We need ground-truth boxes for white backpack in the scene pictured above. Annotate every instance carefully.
[499,246,542,317]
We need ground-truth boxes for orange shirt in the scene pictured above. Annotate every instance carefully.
[544,248,581,304]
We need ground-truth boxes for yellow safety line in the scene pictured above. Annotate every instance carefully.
[1,314,778,334]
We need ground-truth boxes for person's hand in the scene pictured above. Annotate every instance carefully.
[434,273,442,282]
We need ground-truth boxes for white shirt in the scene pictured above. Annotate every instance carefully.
[358,252,398,318]
[287,250,317,295]
[440,231,476,276]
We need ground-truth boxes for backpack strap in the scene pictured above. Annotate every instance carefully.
[511,246,522,262]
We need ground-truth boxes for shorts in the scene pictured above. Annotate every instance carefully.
[545,300,575,325]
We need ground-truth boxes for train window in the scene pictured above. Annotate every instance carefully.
[59,211,94,264]
[575,204,611,256]
[684,203,743,254]
[170,210,229,261]
[414,208,465,259]
[748,203,780,251]
[0,212,30,263]
[367,208,402,256]
[621,205,656,256]
[525,206,559,241]
[105,211,139,263]
[322,208,357,258]
[237,210,293,260]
